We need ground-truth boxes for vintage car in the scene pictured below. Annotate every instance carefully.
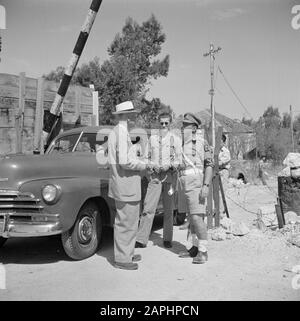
[0,126,187,260]
[0,126,142,260]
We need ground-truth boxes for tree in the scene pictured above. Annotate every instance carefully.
[293,115,300,132]
[44,66,66,83]
[282,112,291,129]
[44,57,101,87]
[254,106,295,161]
[136,97,172,128]
[73,57,102,87]
[262,106,281,129]
[44,15,170,126]
[97,15,170,124]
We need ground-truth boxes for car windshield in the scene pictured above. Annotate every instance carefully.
[75,133,98,153]
[47,134,80,154]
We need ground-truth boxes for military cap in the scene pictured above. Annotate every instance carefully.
[183,113,202,127]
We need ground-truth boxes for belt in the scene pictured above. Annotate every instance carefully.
[179,168,202,176]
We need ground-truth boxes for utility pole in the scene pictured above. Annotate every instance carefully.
[204,43,221,149]
[89,84,99,126]
[290,105,295,152]
[0,4,6,63]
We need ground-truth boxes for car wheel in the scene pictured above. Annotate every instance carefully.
[0,237,7,248]
[61,201,103,260]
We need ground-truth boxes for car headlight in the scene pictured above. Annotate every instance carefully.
[41,184,61,204]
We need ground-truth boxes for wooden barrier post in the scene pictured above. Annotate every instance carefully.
[92,90,99,126]
[16,72,25,153]
[212,127,223,227]
[219,175,229,218]
[207,185,213,229]
[212,176,220,227]
[75,86,81,124]
[205,124,214,229]
[34,77,44,154]
[275,204,285,229]
[89,84,99,126]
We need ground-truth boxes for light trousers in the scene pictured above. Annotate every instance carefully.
[136,175,174,245]
[114,200,140,263]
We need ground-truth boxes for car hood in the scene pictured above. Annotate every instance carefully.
[0,153,100,189]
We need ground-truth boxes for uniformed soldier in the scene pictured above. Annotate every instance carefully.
[177,113,214,264]
[108,101,150,270]
[219,134,231,216]
[135,112,182,249]
[219,134,231,186]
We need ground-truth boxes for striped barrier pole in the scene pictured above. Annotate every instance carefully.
[43,0,103,147]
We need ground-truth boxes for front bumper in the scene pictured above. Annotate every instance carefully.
[0,212,62,238]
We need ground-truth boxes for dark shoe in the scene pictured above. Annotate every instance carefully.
[179,246,198,258]
[132,254,142,262]
[114,262,138,270]
[135,241,146,248]
[163,241,172,248]
[192,251,208,264]
[179,221,190,230]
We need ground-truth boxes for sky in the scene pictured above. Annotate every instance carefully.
[0,0,300,121]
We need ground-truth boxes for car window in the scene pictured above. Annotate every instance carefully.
[75,133,97,153]
[48,134,80,154]
[95,136,108,152]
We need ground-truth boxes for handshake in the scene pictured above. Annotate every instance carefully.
[146,163,180,173]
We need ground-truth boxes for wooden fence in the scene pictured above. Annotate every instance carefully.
[0,72,95,155]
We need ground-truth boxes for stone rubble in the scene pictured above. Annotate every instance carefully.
[285,211,300,224]
[209,218,250,241]
[231,222,250,236]
[210,227,227,241]
[209,214,300,249]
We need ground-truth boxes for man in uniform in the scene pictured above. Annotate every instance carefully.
[108,101,149,270]
[177,113,214,264]
[219,134,231,217]
[219,134,231,186]
[135,112,182,249]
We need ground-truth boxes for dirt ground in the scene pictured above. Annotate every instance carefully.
[0,177,300,301]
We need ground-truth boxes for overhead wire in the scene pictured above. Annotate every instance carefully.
[217,65,253,119]
[208,56,278,216]
[213,62,225,96]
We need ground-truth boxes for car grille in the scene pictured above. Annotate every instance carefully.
[0,190,43,220]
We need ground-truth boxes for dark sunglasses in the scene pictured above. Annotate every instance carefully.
[160,122,169,125]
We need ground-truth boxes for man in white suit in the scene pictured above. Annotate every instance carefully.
[108,101,149,270]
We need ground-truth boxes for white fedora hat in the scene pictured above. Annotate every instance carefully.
[112,101,138,114]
